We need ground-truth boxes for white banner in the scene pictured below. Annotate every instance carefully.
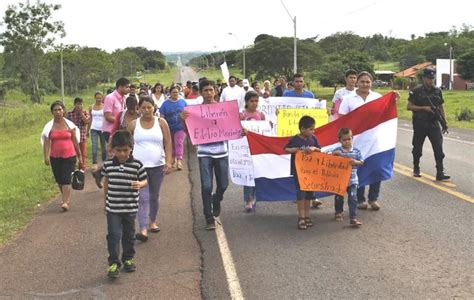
[220,62,230,85]
[257,97,323,136]
[228,121,272,186]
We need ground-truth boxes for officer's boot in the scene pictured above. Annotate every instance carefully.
[435,160,450,181]
[413,159,421,177]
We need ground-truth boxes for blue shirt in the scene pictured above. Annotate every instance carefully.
[328,146,363,186]
[159,99,187,132]
[285,134,321,176]
[283,89,315,98]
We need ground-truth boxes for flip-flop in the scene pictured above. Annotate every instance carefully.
[135,233,148,242]
[149,227,161,233]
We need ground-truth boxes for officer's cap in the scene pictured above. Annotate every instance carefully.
[422,68,436,79]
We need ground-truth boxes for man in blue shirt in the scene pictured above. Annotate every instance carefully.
[283,73,316,98]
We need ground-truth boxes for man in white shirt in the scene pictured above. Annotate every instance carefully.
[220,75,244,111]
[331,69,357,121]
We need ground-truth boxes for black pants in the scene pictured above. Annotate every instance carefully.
[412,120,445,173]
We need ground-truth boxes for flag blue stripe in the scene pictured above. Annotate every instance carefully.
[255,148,395,201]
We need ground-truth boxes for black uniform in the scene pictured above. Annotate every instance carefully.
[408,84,445,175]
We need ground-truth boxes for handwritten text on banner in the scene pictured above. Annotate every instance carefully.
[295,151,351,196]
[184,100,242,145]
[277,108,329,137]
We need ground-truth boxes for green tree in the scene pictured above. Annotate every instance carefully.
[112,49,142,78]
[0,2,64,103]
[457,50,474,81]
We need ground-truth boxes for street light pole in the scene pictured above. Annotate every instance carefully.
[228,32,246,78]
[281,0,297,73]
[60,44,64,102]
[449,45,453,90]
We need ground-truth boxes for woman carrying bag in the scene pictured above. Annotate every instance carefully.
[41,101,83,211]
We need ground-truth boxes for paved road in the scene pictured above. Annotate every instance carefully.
[191,123,474,299]
[175,65,199,84]
[0,163,201,299]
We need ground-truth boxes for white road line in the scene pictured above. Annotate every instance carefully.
[215,220,244,300]
[397,127,474,145]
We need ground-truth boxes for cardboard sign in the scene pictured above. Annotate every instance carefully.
[277,108,328,137]
[228,121,273,186]
[295,151,352,196]
[184,100,242,145]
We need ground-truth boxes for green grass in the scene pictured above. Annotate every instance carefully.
[374,61,400,72]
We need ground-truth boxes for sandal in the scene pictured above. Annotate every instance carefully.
[61,203,69,212]
[335,213,343,221]
[304,217,313,227]
[297,218,307,230]
[350,219,362,227]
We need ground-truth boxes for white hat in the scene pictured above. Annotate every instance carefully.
[242,79,249,87]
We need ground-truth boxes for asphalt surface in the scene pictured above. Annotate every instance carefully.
[190,123,474,299]
[0,163,201,299]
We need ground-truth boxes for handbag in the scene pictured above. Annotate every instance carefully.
[71,169,85,190]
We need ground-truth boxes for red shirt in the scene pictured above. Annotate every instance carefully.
[49,130,76,158]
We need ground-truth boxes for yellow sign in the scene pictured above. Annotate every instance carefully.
[277,108,328,137]
[295,151,352,196]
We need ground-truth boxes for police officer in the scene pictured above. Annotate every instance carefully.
[407,68,450,181]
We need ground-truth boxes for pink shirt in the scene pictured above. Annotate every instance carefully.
[102,90,125,133]
[241,110,263,121]
[49,130,76,158]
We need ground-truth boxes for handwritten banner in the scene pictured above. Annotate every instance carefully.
[184,100,242,145]
[228,121,273,186]
[295,151,351,196]
[258,97,325,136]
[277,108,328,137]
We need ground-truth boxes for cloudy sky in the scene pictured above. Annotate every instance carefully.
[0,0,472,53]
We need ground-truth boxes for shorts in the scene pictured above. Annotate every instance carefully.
[50,156,77,185]
[295,176,315,200]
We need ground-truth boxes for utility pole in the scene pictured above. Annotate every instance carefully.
[281,0,297,74]
[60,44,64,102]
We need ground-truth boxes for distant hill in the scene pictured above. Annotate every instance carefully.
[165,52,207,65]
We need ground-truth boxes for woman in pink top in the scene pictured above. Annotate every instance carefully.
[41,101,82,211]
[240,91,265,212]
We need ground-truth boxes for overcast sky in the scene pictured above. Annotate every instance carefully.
[0,0,472,53]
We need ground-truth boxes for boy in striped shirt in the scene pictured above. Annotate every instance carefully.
[328,128,364,227]
[101,130,147,278]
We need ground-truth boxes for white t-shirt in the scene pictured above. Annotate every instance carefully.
[133,117,165,168]
[338,90,382,115]
[221,85,245,110]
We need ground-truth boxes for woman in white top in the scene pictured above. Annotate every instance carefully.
[128,96,173,241]
[151,82,166,109]
[88,92,107,169]
[338,71,383,211]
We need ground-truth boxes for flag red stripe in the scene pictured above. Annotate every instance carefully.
[248,92,397,155]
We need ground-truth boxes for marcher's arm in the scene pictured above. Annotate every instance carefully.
[104,111,115,123]
[103,177,108,211]
[159,118,173,174]
[43,137,51,165]
[407,101,432,112]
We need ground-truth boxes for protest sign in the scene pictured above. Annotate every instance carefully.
[257,97,323,136]
[295,151,351,196]
[184,100,241,145]
[277,108,328,136]
[184,98,203,106]
[228,121,272,186]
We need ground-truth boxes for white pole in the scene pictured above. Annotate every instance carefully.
[294,16,297,73]
[449,45,453,90]
[60,45,64,102]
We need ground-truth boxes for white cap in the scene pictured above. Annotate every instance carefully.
[242,79,249,87]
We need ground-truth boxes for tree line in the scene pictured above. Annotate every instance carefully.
[0,3,166,103]
[190,27,474,87]
[1,2,473,103]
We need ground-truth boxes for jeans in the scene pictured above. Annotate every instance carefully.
[137,166,165,231]
[90,129,106,164]
[102,131,111,143]
[198,156,229,222]
[106,212,136,266]
[243,186,255,202]
[357,181,381,203]
[335,184,358,219]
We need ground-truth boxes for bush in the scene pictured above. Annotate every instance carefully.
[456,108,474,122]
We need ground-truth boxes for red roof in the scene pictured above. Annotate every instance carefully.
[394,62,433,78]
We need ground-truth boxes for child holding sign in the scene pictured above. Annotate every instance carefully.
[328,128,364,226]
[240,91,266,212]
[284,116,321,230]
